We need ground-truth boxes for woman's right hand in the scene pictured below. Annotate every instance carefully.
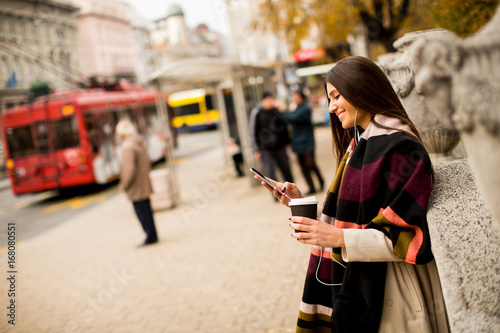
[255,176,304,206]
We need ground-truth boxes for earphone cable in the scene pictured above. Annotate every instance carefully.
[315,247,344,287]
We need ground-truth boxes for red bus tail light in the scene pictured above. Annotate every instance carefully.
[6,159,15,176]
[6,159,14,170]
[79,155,88,172]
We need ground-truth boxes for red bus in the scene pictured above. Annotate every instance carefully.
[1,88,167,195]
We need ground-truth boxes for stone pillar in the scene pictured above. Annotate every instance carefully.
[410,6,500,232]
[427,159,500,333]
[378,30,462,164]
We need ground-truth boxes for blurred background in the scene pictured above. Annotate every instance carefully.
[0,0,498,243]
[0,0,498,242]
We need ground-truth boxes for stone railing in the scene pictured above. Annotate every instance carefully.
[428,159,500,333]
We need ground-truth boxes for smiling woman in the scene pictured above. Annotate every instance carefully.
[259,56,448,333]
[326,83,371,130]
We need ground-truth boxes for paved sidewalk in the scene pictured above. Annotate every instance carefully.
[0,127,336,333]
[0,177,9,192]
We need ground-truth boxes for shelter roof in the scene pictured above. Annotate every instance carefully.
[147,57,273,85]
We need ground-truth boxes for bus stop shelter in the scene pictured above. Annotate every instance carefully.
[147,57,276,206]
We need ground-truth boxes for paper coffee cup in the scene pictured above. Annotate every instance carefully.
[289,196,318,232]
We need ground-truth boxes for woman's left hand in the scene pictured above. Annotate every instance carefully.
[290,217,345,248]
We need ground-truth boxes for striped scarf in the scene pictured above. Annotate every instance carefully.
[296,115,433,333]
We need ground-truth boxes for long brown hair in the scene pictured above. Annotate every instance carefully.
[325,56,423,165]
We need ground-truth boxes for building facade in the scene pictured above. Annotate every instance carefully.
[190,23,224,58]
[226,0,292,67]
[0,0,81,111]
[71,0,137,83]
[151,5,191,63]
[150,4,225,69]
[127,5,156,85]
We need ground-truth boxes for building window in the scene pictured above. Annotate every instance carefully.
[24,56,32,85]
[0,14,5,38]
[13,56,19,75]
[29,19,37,41]
[7,15,16,40]
[60,52,71,78]
[20,18,27,41]
[35,59,41,78]
[1,55,9,80]
[56,25,65,45]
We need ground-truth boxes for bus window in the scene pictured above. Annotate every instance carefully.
[51,117,80,150]
[205,94,214,110]
[111,112,120,130]
[84,114,100,153]
[173,103,200,117]
[34,121,50,154]
[6,126,36,158]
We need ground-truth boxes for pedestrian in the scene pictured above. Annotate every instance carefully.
[227,138,244,177]
[249,91,294,185]
[281,90,324,195]
[116,119,159,246]
[257,56,449,332]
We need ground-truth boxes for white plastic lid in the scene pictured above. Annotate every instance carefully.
[288,196,318,206]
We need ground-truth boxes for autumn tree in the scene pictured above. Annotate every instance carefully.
[252,0,435,59]
[431,0,499,37]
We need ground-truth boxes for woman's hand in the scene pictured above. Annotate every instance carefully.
[254,176,303,206]
[290,217,345,248]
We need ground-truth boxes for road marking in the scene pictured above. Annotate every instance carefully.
[173,158,185,165]
[69,192,108,209]
[43,190,111,213]
[14,201,30,209]
[0,208,4,215]
[35,191,57,201]
[43,196,82,214]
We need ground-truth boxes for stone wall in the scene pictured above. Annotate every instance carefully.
[427,159,500,332]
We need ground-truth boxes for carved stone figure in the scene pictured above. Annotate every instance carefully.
[410,6,500,231]
[378,29,462,163]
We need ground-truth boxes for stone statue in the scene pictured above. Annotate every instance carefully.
[378,29,462,163]
[411,6,500,232]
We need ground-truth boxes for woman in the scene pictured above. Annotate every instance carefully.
[282,90,325,195]
[258,57,449,332]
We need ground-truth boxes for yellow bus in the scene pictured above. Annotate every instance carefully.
[167,88,220,132]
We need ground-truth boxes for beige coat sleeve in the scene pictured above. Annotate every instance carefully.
[341,228,402,262]
[120,147,136,192]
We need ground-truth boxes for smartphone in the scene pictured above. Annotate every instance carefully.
[250,167,285,195]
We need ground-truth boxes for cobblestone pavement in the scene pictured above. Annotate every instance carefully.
[0,127,336,333]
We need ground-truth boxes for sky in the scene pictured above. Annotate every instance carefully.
[122,0,231,35]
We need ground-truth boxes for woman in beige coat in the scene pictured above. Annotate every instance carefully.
[258,56,449,332]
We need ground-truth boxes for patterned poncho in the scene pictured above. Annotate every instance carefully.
[296,116,434,333]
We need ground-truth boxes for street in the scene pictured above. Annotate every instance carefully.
[0,129,223,250]
[0,125,336,332]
